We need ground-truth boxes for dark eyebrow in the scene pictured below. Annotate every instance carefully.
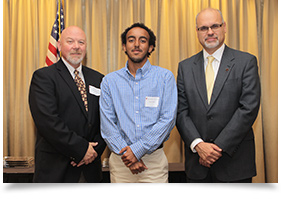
[139,36,148,40]
[127,36,136,40]
[127,36,148,40]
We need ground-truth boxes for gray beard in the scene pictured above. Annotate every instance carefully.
[204,40,219,49]
[67,55,84,65]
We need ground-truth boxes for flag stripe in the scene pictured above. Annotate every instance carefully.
[46,49,57,62]
[45,1,64,66]
[46,56,54,66]
[48,43,57,56]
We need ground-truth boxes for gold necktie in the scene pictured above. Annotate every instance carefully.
[205,56,215,104]
[74,70,88,112]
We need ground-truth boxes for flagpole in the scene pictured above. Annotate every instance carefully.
[58,0,61,38]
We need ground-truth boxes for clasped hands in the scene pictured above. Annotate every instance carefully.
[71,142,98,167]
[195,142,222,168]
[119,146,148,175]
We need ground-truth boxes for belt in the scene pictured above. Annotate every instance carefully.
[157,143,163,150]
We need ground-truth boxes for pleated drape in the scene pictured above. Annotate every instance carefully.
[3,0,277,183]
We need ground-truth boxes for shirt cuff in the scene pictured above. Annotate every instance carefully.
[190,138,204,153]
[129,142,146,161]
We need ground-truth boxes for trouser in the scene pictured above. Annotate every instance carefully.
[78,172,87,183]
[186,170,252,183]
[109,148,168,183]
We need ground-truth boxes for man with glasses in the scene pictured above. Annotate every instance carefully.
[176,8,260,182]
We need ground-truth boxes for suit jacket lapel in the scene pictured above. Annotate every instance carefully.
[56,60,88,118]
[208,46,234,109]
[82,66,93,122]
[192,51,209,110]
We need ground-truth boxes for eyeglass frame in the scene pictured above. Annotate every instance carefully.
[197,23,224,32]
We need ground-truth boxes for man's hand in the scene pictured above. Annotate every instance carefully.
[71,142,98,167]
[129,160,148,175]
[195,142,222,166]
[119,146,138,167]
[199,157,211,168]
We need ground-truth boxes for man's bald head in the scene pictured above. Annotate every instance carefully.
[58,26,87,68]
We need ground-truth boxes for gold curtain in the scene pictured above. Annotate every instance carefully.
[259,0,278,184]
[3,0,277,183]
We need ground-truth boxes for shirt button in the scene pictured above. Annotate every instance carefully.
[136,97,138,99]
[136,82,138,85]
[136,111,139,114]
[137,125,140,127]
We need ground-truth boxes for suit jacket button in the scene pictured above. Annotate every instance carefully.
[88,123,92,128]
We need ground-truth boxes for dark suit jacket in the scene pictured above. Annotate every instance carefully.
[176,45,261,182]
[29,59,106,183]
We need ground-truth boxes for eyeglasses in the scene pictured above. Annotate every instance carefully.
[197,23,224,32]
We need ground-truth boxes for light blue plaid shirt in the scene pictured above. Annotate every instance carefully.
[100,60,177,160]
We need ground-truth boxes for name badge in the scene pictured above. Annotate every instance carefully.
[89,85,101,96]
[145,97,159,107]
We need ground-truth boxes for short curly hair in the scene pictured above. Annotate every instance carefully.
[121,23,156,57]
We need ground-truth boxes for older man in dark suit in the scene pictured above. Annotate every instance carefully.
[176,8,260,183]
[29,26,106,182]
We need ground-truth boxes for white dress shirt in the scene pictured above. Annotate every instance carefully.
[61,57,85,84]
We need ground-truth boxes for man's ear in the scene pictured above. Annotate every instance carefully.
[223,22,227,34]
[122,43,126,52]
[58,40,61,51]
[148,45,154,54]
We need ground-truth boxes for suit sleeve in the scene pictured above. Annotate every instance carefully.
[92,105,106,160]
[214,55,261,156]
[176,62,202,147]
[29,68,88,163]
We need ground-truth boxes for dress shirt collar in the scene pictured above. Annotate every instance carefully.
[61,57,83,78]
[125,59,151,79]
[203,43,225,62]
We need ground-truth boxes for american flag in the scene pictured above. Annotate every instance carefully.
[45,1,65,66]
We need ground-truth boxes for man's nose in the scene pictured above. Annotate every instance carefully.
[73,41,79,49]
[135,40,140,47]
[207,27,215,35]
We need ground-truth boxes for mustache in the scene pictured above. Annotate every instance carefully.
[131,47,142,52]
[205,36,218,41]
[70,51,82,55]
